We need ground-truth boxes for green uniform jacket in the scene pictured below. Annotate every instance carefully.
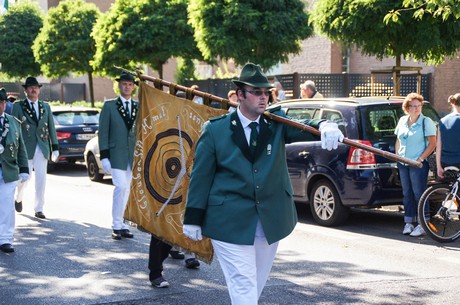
[0,114,29,183]
[11,100,59,160]
[98,98,138,170]
[184,108,323,245]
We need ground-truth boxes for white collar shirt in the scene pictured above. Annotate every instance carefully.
[237,108,260,145]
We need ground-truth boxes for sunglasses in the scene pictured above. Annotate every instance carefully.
[244,89,271,97]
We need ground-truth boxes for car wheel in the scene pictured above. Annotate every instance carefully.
[87,153,104,182]
[310,179,349,226]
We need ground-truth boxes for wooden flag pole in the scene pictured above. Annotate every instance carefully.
[116,67,422,168]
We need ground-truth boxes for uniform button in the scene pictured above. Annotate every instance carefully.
[254,169,258,173]
[256,201,260,204]
[256,185,260,189]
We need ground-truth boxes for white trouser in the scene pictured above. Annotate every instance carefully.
[111,164,132,230]
[16,145,48,213]
[211,221,279,305]
[0,169,18,245]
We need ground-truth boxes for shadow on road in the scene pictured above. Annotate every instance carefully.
[295,202,460,250]
[47,162,113,185]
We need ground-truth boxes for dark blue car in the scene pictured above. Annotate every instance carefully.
[270,97,440,226]
[50,106,99,169]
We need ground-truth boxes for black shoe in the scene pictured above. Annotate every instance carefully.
[120,229,134,238]
[35,212,46,219]
[169,250,185,259]
[185,258,200,269]
[0,243,15,253]
[15,201,22,213]
[112,230,122,240]
[150,276,169,288]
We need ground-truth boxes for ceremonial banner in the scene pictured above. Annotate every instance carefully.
[124,81,227,263]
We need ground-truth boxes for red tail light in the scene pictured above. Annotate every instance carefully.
[347,140,376,169]
[57,132,71,140]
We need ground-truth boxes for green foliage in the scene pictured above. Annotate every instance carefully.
[0,1,43,78]
[92,0,202,78]
[386,1,460,22]
[175,58,198,85]
[33,0,100,78]
[188,0,312,71]
[214,63,238,79]
[311,0,460,65]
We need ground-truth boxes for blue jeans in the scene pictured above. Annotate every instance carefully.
[397,161,429,223]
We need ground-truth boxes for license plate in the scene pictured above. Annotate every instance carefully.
[76,133,96,140]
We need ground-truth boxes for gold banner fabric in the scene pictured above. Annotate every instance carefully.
[124,82,227,263]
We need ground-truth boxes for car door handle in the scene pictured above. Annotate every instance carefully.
[298,151,310,157]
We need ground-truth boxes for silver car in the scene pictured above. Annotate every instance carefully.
[83,133,108,181]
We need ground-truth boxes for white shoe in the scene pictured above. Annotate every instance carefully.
[402,223,414,235]
[410,225,426,237]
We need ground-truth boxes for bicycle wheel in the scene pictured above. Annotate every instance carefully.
[418,184,460,243]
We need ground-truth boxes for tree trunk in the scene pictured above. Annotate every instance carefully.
[158,63,163,79]
[394,55,401,96]
[88,71,95,107]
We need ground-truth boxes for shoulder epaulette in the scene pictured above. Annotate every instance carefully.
[209,114,227,122]
[5,114,22,124]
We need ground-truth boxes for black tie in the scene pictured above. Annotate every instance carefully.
[249,122,258,156]
[125,101,130,119]
[31,103,38,120]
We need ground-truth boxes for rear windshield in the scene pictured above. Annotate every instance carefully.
[361,103,439,141]
[53,111,99,126]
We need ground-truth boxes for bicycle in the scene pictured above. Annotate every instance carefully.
[418,166,460,242]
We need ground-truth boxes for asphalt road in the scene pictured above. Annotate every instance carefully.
[1,163,459,305]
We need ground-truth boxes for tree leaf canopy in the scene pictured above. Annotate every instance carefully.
[0,1,43,78]
[188,0,312,70]
[311,0,460,65]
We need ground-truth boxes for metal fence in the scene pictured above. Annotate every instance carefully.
[185,72,432,101]
[1,82,86,103]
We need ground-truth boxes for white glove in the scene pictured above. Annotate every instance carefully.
[101,158,112,174]
[51,150,59,162]
[19,173,29,182]
[319,122,344,151]
[183,224,202,241]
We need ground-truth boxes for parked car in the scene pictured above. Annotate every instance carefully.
[269,96,440,226]
[50,106,99,170]
[84,133,108,181]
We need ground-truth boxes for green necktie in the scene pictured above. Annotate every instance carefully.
[249,122,258,156]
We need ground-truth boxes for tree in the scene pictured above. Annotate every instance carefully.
[92,0,202,79]
[188,0,312,71]
[385,1,460,22]
[0,1,43,79]
[175,58,198,85]
[310,0,460,67]
[33,0,100,105]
